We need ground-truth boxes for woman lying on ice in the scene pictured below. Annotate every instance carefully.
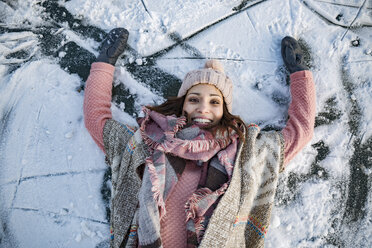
[83,28,315,248]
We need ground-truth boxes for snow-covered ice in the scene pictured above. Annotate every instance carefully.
[1,0,372,247]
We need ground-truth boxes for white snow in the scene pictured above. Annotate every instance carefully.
[1,0,372,247]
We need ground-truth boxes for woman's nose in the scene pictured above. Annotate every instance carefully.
[197,102,209,113]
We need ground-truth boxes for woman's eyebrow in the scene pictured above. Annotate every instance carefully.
[188,92,222,98]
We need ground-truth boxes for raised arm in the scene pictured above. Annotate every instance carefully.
[83,28,129,152]
[282,71,315,165]
[281,36,316,166]
[84,62,115,151]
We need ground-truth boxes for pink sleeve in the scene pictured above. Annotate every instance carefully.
[282,70,316,166]
[83,62,115,152]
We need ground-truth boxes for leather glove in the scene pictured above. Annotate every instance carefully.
[96,28,129,65]
[281,36,308,73]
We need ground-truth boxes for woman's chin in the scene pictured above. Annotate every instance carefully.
[191,121,217,129]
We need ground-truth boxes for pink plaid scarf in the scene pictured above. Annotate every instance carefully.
[136,107,239,247]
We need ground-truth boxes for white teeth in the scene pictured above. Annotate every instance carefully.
[193,118,211,123]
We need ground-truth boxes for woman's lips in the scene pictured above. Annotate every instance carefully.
[192,117,212,126]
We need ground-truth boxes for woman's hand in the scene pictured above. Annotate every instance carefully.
[96,28,129,66]
[281,36,308,73]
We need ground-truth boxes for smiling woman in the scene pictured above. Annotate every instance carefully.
[183,84,224,127]
[148,82,225,129]
[83,28,316,248]
[147,60,247,141]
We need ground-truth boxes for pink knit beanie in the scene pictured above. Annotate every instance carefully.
[177,60,233,112]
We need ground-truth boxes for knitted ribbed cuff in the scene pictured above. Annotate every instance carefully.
[91,62,115,75]
[290,70,313,82]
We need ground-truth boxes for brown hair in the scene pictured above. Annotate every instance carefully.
[146,96,246,141]
[147,96,185,117]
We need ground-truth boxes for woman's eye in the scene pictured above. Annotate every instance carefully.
[188,98,198,102]
[211,100,220,105]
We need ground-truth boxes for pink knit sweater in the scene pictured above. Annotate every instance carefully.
[83,62,316,247]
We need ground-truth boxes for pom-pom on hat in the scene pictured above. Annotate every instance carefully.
[177,60,233,112]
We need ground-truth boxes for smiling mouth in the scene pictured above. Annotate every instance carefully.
[192,118,212,125]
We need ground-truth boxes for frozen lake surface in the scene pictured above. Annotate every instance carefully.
[0,0,371,247]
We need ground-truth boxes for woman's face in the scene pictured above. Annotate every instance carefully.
[182,84,224,128]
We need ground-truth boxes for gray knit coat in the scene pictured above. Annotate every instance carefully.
[103,119,284,248]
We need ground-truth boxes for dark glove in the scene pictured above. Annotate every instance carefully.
[281,36,308,73]
[96,28,129,66]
